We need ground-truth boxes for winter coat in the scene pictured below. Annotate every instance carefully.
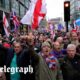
[61,54,80,80]
[35,55,63,80]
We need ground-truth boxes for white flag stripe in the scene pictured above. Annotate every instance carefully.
[21,0,37,25]
[38,0,47,24]
[3,12,9,37]
[41,0,47,13]
[21,0,46,29]
[3,12,9,28]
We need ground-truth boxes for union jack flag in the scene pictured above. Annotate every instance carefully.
[10,11,20,31]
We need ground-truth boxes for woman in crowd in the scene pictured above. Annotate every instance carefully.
[37,41,63,80]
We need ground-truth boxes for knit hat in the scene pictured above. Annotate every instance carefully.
[3,43,11,48]
[71,29,77,33]
[42,41,51,48]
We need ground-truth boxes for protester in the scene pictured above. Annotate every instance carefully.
[0,35,39,80]
[63,36,70,49]
[37,41,63,80]
[3,42,11,49]
[70,32,80,46]
[34,33,44,53]
[56,37,64,49]
[61,44,80,80]
[52,41,66,64]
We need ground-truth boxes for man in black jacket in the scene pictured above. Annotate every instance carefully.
[61,44,80,80]
[0,40,39,80]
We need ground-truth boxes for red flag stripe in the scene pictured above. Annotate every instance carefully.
[3,16,7,28]
[13,16,20,25]
[3,16,9,32]
[3,12,9,37]
[32,0,42,29]
[39,13,45,17]
[13,18,19,27]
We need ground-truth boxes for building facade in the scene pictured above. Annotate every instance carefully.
[48,17,63,25]
[0,0,30,17]
[0,0,30,35]
[70,0,80,20]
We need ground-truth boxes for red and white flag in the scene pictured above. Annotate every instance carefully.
[3,12,10,37]
[21,0,47,29]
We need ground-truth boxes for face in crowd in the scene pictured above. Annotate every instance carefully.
[14,42,22,54]
[71,32,78,41]
[42,42,52,56]
[67,44,76,59]
[63,36,69,44]
[53,42,61,52]
[27,32,35,45]
[39,35,44,43]
[56,37,63,44]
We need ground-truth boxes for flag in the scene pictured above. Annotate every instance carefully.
[21,0,47,29]
[3,12,10,37]
[10,11,20,31]
[75,18,80,26]
[58,24,64,31]
[32,0,46,29]
[21,0,35,25]
[49,24,55,39]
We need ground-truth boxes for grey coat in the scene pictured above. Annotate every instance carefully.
[35,55,63,80]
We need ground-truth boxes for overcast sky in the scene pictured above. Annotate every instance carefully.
[46,0,65,20]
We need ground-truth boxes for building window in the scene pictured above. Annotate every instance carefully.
[20,5,25,17]
[0,0,5,8]
[24,0,30,8]
[12,0,19,16]
[5,0,9,11]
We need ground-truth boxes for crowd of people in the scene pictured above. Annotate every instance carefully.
[0,28,80,80]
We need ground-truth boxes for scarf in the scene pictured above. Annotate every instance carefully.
[52,50,65,59]
[41,53,57,70]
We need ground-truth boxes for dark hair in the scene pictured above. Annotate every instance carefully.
[76,45,80,54]
[53,36,58,42]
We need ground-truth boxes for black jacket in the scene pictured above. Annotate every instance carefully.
[0,45,39,80]
[61,54,80,80]
[0,44,7,67]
